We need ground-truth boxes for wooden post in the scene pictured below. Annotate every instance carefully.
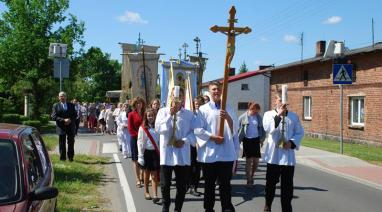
[210,6,251,136]
[141,46,149,104]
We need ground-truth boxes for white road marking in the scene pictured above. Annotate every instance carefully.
[102,143,118,153]
[113,154,137,212]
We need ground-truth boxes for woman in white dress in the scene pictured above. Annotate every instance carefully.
[117,103,131,158]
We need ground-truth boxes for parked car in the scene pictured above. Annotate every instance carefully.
[0,123,58,212]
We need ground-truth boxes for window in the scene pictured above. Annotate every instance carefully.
[238,102,248,110]
[22,135,43,190]
[0,139,20,204]
[31,133,48,174]
[350,97,364,126]
[241,84,249,90]
[303,96,312,120]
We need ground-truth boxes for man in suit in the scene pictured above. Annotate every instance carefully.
[51,92,77,161]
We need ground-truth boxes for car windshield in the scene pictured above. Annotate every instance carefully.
[0,139,20,204]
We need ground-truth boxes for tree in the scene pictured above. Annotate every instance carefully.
[239,61,248,74]
[0,0,85,118]
[71,47,121,103]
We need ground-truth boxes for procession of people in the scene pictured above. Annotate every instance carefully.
[53,79,304,212]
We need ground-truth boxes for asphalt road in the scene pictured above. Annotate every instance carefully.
[93,134,382,212]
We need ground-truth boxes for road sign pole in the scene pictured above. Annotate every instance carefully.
[340,84,343,154]
[59,58,62,92]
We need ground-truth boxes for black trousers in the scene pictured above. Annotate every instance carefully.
[59,133,75,160]
[189,146,201,190]
[203,161,235,212]
[265,163,295,212]
[160,165,190,212]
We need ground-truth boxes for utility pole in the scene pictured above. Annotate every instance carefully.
[182,43,189,61]
[372,18,375,47]
[300,32,304,62]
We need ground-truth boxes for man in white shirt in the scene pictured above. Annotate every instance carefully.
[155,87,197,212]
[194,81,240,212]
[262,94,304,212]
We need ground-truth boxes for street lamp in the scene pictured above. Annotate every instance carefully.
[49,43,67,91]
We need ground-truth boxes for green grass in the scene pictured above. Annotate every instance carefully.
[51,154,111,212]
[302,137,382,165]
[42,135,58,151]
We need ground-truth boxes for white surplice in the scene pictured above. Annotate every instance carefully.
[155,107,197,166]
[262,110,304,166]
[194,101,240,163]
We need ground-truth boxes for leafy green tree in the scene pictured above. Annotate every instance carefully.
[0,0,84,118]
[239,61,248,74]
[72,47,121,103]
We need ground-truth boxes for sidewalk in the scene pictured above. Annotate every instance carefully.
[296,146,382,190]
[54,128,101,156]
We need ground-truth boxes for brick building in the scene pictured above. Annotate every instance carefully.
[261,42,382,145]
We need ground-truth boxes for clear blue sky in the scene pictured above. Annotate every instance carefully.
[2,0,382,81]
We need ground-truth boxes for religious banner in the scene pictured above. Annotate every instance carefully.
[184,73,194,111]
[161,60,198,107]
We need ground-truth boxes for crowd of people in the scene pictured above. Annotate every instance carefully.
[53,80,304,212]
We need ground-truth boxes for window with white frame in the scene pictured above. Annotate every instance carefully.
[303,96,312,120]
[350,96,364,126]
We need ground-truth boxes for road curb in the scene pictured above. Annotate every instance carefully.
[298,159,382,191]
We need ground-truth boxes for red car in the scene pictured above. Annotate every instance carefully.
[0,123,58,212]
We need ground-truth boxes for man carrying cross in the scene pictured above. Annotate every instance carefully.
[194,6,251,212]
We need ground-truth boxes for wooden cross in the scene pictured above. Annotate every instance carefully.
[210,6,251,137]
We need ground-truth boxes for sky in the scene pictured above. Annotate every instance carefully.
[1,0,382,82]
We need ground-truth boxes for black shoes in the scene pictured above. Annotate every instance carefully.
[263,205,271,212]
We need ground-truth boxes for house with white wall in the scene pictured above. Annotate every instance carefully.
[202,71,270,117]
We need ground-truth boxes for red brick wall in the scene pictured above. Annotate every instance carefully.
[270,51,382,144]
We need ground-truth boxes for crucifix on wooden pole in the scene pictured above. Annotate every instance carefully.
[210,6,251,137]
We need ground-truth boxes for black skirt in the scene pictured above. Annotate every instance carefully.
[130,136,138,161]
[142,149,160,171]
[242,137,261,158]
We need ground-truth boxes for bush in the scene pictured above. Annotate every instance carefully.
[22,120,42,129]
[39,114,50,125]
[20,116,30,122]
[1,114,22,124]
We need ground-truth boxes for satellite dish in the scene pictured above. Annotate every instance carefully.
[323,40,336,58]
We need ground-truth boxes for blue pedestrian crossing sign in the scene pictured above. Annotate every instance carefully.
[333,64,353,84]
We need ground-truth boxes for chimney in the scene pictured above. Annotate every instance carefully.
[316,40,326,57]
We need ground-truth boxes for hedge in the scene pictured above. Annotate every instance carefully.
[39,114,51,125]
[1,114,22,124]
[22,120,42,129]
